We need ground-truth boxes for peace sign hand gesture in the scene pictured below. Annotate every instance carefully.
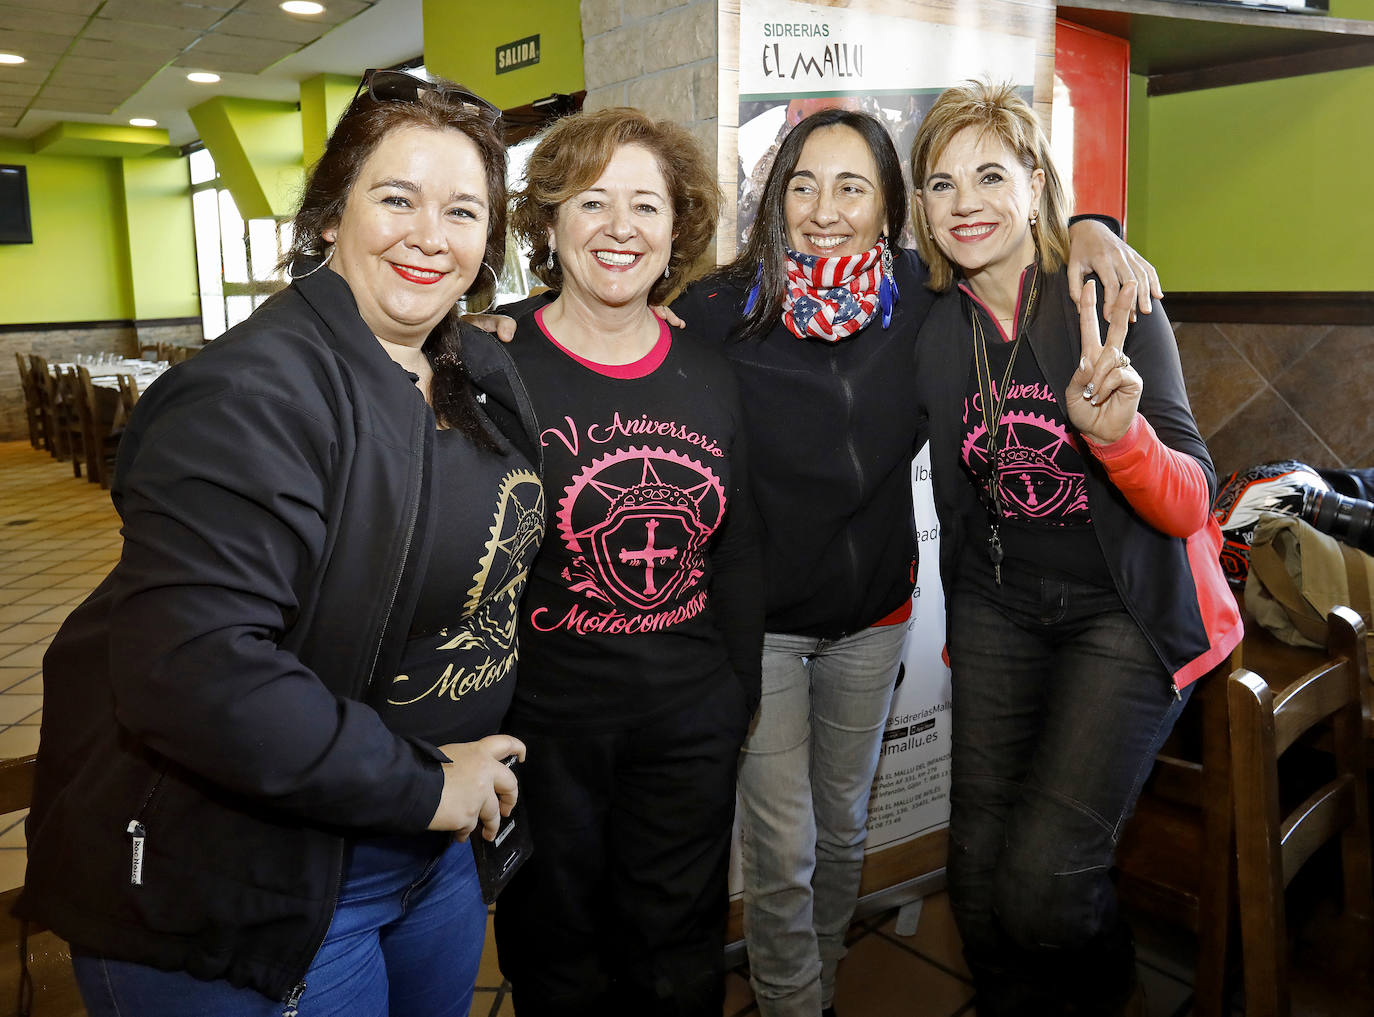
[1066,279,1143,445]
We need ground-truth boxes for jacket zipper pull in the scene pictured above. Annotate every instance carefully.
[282,980,307,1017]
[126,820,146,886]
[1170,682,1181,701]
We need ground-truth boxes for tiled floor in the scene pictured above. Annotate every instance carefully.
[0,439,1367,1017]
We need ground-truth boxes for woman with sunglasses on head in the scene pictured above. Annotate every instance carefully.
[19,71,545,1017]
[908,81,1240,1015]
[490,107,761,1017]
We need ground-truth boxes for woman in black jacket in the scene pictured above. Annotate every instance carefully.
[909,80,1241,1015]
[21,71,544,1017]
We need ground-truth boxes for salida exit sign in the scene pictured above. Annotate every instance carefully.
[496,34,540,74]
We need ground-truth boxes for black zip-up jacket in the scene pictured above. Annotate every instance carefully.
[671,248,934,638]
[19,263,542,1000]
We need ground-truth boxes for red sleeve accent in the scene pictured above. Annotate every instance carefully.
[1084,414,1211,536]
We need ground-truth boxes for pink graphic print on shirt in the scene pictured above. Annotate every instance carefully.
[555,444,726,619]
[962,389,1089,522]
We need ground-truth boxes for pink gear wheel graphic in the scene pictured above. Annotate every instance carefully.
[556,445,727,612]
[961,411,1087,519]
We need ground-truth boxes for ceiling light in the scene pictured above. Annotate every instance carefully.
[186,71,221,84]
[129,118,158,127]
[280,1,325,13]
[0,53,26,65]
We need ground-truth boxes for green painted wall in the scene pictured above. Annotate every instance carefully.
[0,142,135,324]
[423,0,583,110]
[1330,0,1374,18]
[122,154,199,320]
[301,73,360,170]
[189,96,304,220]
[1132,65,1374,291]
[33,121,169,159]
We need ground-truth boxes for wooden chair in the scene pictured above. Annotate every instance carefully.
[13,354,43,451]
[114,373,139,415]
[0,755,86,1017]
[1228,605,1373,1017]
[52,369,84,480]
[70,367,120,489]
[26,356,65,462]
[1115,657,1238,1017]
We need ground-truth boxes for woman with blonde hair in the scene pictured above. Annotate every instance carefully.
[909,81,1241,1015]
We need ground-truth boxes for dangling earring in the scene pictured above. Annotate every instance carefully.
[877,235,899,329]
[1029,212,1038,227]
[288,245,335,280]
[545,249,557,271]
[462,262,498,315]
[742,262,763,315]
[663,263,671,280]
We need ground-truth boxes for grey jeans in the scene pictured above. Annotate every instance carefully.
[736,623,907,1015]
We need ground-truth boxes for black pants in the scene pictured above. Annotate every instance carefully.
[495,675,752,1017]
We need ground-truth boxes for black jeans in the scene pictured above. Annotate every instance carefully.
[495,674,752,1017]
[946,548,1191,1016]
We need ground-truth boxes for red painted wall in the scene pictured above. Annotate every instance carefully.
[1054,20,1130,229]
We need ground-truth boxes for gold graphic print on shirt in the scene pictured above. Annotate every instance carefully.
[387,470,545,705]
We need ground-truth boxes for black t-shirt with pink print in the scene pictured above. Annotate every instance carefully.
[504,307,762,732]
[959,293,1112,586]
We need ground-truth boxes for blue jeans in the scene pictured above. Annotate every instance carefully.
[73,834,487,1017]
[736,623,907,1016]
[946,550,1191,1017]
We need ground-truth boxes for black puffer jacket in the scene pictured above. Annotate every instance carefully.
[20,263,541,999]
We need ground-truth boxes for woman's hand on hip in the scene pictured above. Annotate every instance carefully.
[427,734,526,840]
[1067,279,1142,445]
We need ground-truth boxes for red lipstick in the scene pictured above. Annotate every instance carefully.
[391,264,445,285]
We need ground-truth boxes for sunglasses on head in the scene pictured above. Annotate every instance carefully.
[354,68,502,123]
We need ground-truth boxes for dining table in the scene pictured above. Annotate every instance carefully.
[52,357,169,433]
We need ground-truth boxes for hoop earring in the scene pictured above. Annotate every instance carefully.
[288,245,335,280]
[462,262,498,315]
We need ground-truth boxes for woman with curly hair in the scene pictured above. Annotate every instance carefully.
[492,108,762,1017]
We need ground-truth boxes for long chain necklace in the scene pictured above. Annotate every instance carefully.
[970,266,1039,585]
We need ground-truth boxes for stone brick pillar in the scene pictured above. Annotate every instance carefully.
[579,0,719,167]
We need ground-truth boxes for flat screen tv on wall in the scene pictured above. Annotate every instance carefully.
[0,165,33,245]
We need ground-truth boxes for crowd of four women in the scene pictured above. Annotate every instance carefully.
[22,66,1238,1017]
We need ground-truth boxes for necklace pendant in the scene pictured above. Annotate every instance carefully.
[988,527,1004,585]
